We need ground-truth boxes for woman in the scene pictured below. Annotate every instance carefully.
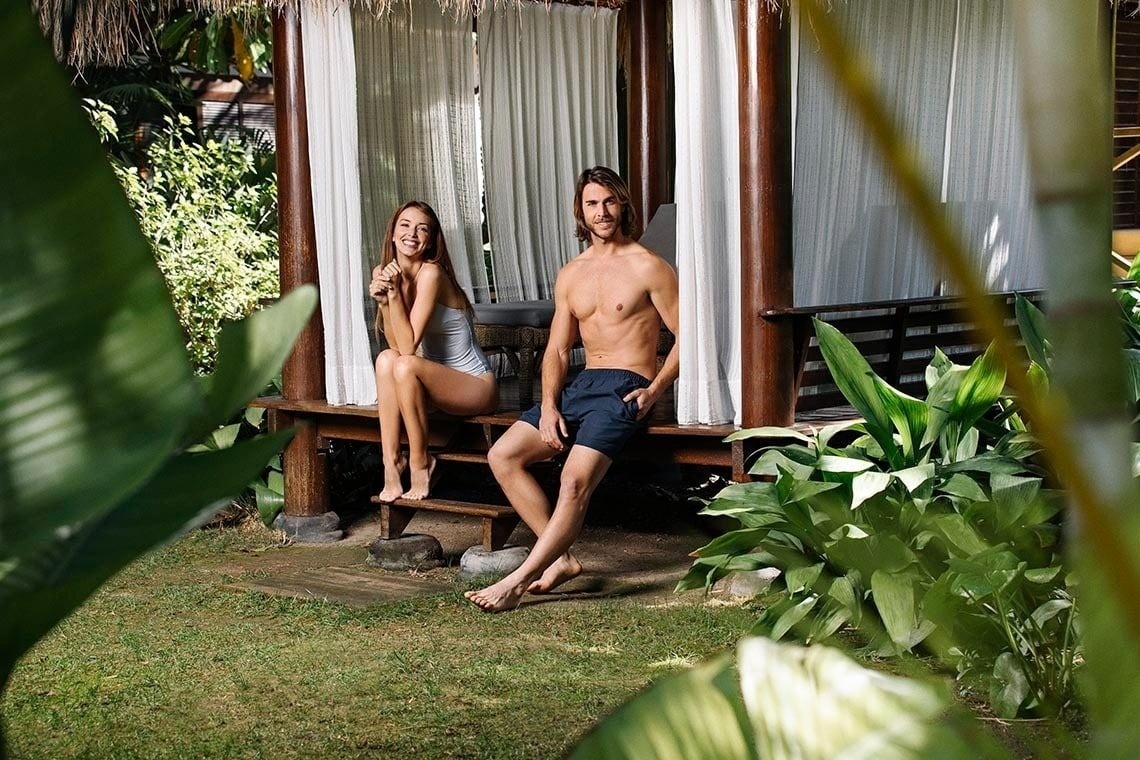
[371,201,498,502]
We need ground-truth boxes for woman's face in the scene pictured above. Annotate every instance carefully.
[394,207,433,259]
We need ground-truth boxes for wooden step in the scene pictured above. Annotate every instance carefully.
[434,451,489,464]
[370,496,519,551]
[370,495,512,518]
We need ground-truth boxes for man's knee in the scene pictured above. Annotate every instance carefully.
[488,436,524,477]
[558,470,595,505]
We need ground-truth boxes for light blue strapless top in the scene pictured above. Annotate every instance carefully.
[420,304,492,376]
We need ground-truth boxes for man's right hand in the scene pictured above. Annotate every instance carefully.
[538,407,568,451]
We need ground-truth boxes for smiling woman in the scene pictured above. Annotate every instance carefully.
[370,201,499,504]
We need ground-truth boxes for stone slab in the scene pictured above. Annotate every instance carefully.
[224,566,450,608]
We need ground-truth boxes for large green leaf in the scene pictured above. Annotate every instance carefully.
[0,432,292,687]
[871,570,917,649]
[1014,293,1051,370]
[872,376,928,463]
[188,286,318,442]
[951,344,1006,431]
[812,319,898,463]
[572,637,990,760]
[570,653,757,760]
[0,4,198,557]
[738,638,987,759]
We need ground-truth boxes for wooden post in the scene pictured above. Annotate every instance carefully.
[737,0,795,428]
[625,0,672,229]
[274,8,328,517]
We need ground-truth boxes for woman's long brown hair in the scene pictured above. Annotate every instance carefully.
[374,200,473,336]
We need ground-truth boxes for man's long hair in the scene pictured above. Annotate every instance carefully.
[572,166,639,242]
[374,200,472,336]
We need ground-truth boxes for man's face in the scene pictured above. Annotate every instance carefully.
[581,182,623,241]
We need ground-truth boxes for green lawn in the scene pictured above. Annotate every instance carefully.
[3,525,756,759]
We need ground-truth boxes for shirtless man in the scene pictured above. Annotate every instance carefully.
[464,166,679,613]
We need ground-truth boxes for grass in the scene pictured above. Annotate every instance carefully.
[2,524,757,759]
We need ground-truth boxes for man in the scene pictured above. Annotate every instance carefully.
[465,166,679,613]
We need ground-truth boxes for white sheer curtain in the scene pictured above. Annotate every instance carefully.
[479,3,619,302]
[942,0,1042,292]
[353,1,488,327]
[301,4,376,406]
[793,0,1043,306]
[672,0,741,426]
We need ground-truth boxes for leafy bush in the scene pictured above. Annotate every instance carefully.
[110,111,278,373]
[680,319,1077,717]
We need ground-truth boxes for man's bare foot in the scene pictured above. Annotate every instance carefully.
[376,453,407,503]
[403,455,437,500]
[464,577,527,613]
[526,554,582,594]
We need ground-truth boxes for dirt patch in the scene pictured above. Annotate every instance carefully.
[212,507,711,609]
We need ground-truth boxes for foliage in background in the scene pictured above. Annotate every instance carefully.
[0,8,315,754]
[1018,259,1140,409]
[159,7,272,82]
[109,110,279,373]
[677,320,1074,718]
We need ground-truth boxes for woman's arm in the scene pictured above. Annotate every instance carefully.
[384,263,444,356]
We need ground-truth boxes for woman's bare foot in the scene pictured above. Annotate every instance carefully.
[464,577,528,613]
[403,455,437,500]
[376,453,407,504]
[526,554,582,594]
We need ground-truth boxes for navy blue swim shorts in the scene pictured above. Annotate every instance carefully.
[519,368,652,459]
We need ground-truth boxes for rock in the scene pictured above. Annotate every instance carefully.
[274,512,343,543]
[366,534,444,570]
[456,545,530,581]
[714,567,782,599]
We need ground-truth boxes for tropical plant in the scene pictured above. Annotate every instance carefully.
[578,0,1139,755]
[0,7,314,754]
[110,110,279,373]
[677,321,1073,716]
[571,636,1004,760]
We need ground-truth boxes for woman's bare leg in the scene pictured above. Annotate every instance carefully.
[392,355,498,500]
[374,350,405,503]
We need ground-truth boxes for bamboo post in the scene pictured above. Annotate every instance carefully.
[625,0,672,227]
[273,8,330,523]
[737,0,795,428]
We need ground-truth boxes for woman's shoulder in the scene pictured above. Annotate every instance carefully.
[417,263,467,309]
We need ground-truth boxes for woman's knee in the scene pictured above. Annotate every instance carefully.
[374,349,399,378]
[392,354,421,383]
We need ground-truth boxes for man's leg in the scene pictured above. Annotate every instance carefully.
[486,422,577,592]
[466,445,612,612]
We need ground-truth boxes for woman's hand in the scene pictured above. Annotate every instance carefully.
[382,261,403,291]
[369,266,391,305]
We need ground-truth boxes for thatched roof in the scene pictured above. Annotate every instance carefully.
[35,0,630,71]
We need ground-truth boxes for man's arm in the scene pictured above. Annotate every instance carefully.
[626,257,679,419]
[538,268,580,450]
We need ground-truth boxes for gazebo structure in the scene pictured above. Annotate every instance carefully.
[260,0,1058,541]
[264,0,799,540]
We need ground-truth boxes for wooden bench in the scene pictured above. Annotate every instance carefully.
[257,290,1040,549]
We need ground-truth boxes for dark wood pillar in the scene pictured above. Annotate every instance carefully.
[274,8,328,517]
[625,0,672,229]
[737,0,795,427]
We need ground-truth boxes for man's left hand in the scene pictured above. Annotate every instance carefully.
[622,387,657,421]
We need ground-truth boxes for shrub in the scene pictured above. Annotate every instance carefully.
[110,111,278,373]
[680,319,1077,717]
